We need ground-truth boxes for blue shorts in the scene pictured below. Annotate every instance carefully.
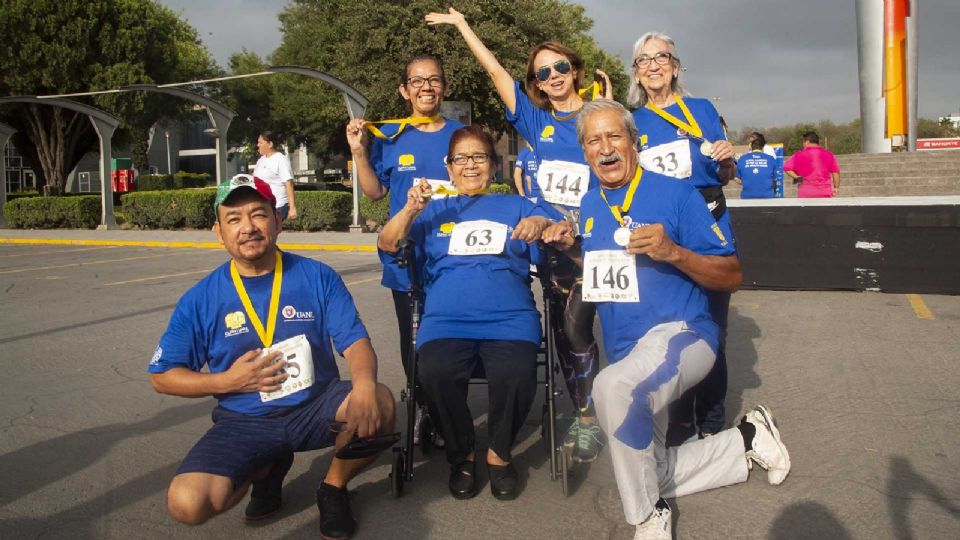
[176,379,352,488]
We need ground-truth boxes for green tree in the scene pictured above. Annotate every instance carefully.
[918,117,960,138]
[0,0,217,192]
[268,0,629,157]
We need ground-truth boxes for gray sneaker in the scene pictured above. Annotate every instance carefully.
[571,422,606,463]
[633,498,672,540]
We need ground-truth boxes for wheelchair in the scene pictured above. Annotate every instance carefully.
[389,240,572,497]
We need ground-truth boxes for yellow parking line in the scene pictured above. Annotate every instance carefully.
[0,245,121,258]
[906,294,935,320]
[0,237,376,252]
[0,254,168,274]
[105,269,212,286]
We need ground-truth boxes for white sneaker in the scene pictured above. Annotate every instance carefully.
[744,404,791,485]
[634,498,672,540]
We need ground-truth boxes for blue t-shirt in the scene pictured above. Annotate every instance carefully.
[408,193,552,348]
[148,251,369,416]
[506,81,597,216]
[579,171,735,362]
[514,146,542,200]
[737,151,777,199]
[632,97,727,190]
[371,118,464,291]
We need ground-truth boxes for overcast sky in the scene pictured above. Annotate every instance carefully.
[160,0,960,131]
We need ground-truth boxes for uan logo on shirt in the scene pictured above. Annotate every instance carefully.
[437,221,456,237]
[282,304,315,322]
[540,125,555,143]
[711,223,728,246]
[639,134,648,148]
[398,154,416,172]
[224,311,250,338]
[583,217,594,236]
[150,346,163,366]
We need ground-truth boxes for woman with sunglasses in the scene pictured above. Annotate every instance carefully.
[346,54,463,442]
[378,125,553,500]
[427,6,612,465]
[628,32,737,442]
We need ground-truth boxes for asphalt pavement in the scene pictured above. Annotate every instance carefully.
[0,228,958,539]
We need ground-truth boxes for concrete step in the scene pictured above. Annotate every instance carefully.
[725,183,960,199]
[842,169,960,179]
[838,163,960,174]
[838,176,960,186]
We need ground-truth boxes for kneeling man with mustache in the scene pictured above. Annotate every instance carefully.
[542,100,791,540]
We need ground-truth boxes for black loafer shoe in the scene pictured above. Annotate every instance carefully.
[448,460,477,500]
[488,462,519,500]
[245,451,294,521]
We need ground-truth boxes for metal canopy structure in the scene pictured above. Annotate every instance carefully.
[120,84,237,184]
[0,123,15,226]
[266,66,370,231]
[0,96,121,229]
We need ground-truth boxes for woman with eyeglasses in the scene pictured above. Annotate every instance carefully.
[346,54,463,441]
[427,6,612,465]
[378,125,553,500]
[628,32,738,442]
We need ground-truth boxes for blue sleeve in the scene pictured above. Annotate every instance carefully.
[318,265,369,354]
[148,292,206,373]
[504,81,541,150]
[700,100,726,142]
[370,139,389,189]
[676,188,735,256]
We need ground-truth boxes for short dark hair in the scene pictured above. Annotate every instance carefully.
[802,131,820,145]
[402,54,447,87]
[447,125,500,167]
[524,41,585,111]
[259,130,281,150]
[750,132,766,150]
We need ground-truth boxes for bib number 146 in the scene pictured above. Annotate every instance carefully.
[582,250,639,302]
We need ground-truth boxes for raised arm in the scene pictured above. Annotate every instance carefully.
[426,7,517,114]
[378,179,433,253]
[627,224,741,292]
[346,118,388,200]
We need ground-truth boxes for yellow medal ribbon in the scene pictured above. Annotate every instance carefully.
[645,94,703,140]
[365,115,442,140]
[550,82,603,122]
[230,251,283,348]
[433,184,461,196]
[599,166,643,226]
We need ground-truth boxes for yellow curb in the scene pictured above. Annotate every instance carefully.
[0,237,377,252]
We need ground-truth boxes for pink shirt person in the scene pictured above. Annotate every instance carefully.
[783,138,840,198]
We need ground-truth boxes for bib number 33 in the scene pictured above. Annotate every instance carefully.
[448,220,508,255]
[582,250,639,302]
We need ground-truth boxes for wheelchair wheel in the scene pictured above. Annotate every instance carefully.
[559,444,570,496]
[390,448,405,497]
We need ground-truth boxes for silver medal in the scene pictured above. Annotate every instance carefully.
[614,227,631,247]
[700,141,714,156]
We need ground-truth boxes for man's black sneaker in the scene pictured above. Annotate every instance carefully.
[244,451,294,521]
[316,482,356,540]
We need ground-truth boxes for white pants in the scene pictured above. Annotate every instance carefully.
[593,322,750,525]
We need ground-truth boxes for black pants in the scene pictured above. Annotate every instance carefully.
[418,339,538,465]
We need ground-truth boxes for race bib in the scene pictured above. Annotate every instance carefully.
[422,178,458,199]
[536,160,590,207]
[582,250,639,302]
[639,139,692,179]
[259,334,315,403]
[448,220,508,256]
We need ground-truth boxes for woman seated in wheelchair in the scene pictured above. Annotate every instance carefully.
[378,125,553,500]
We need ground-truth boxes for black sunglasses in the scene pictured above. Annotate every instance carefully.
[536,59,572,82]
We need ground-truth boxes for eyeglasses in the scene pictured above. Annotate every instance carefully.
[536,59,572,82]
[632,51,673,70]
[407,75,444,89]
[450,153,490,165]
